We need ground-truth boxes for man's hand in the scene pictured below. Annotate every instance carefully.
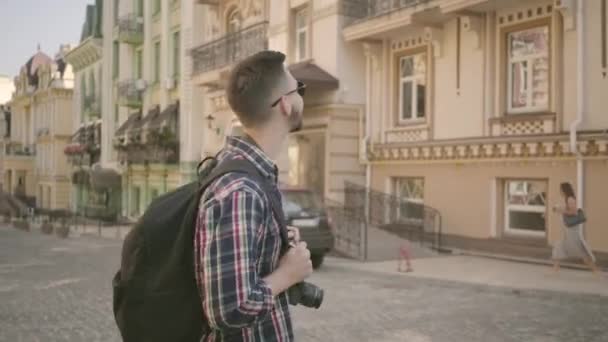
[263,241,312,296]
[287,226,300,244]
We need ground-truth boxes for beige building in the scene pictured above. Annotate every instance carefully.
[343,0,608,256]
[3,47,74,210]
[0,75,16,191]
[189,0,366,200]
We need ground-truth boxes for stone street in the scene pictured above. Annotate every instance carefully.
[1,225,607,342]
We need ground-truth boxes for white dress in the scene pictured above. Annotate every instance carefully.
[552,220,596,262]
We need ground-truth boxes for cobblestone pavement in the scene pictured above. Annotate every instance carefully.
[1,226,607,342]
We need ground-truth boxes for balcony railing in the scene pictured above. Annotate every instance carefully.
[116,14,144,45]
[343,0,432,20]
[5,143,36,157]
[191,21,269,75]
[83,95,101,119]
[117,79,145,108]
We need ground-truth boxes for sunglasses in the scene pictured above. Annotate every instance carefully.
[271,81,306,107]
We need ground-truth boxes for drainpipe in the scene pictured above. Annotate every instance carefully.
[570,0,585,211]
[362,43,374,261]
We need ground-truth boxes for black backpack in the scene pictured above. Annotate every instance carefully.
[112,157,289,342]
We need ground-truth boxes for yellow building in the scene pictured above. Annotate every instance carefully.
[3,47,74,211]
[103,0,183,220]
[344,0,608,258]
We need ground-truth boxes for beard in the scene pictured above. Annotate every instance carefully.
[288,103,304,133]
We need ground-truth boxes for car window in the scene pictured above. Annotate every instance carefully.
[281,191,323,215]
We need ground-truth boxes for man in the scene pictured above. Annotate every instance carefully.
[194,50,312,341]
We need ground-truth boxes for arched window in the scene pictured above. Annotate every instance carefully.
[226,8,242,34]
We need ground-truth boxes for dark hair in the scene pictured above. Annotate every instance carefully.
[226,50,287,128]
[560,182,575,200]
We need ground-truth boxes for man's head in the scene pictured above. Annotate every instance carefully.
[226,50,305,134]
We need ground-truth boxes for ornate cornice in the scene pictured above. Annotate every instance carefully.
[367,133,608,163]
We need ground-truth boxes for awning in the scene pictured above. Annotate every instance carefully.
[114,111,142,137]
[71,127,84,143]
[288,61,339,90]
[89,165,121,191]
[132,105,160,132]
[148,102,179,131]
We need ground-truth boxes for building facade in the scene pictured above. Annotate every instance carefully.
[3,47,74,211]
[64,0,115,220]
[189,0,366,201]
[0,75,16,191]
[101,0,184,219]
[344,0,608,254]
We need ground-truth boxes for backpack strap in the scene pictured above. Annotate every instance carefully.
[198,158,290,247]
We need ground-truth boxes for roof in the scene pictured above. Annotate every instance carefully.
[25,51,53,77]
[288,61,339,90]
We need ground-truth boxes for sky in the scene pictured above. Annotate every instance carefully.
[0,0,92,78]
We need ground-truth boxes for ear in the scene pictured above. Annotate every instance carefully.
[278,96,292,118]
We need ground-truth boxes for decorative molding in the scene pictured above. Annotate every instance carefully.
[490,114,556,137]
[554,0,576,31]
[385,127,429,143]
[460,15,482,49]
[498,2,553,27]
[367,134,608,163]
[392,34,426,51]
[424,27,443,57]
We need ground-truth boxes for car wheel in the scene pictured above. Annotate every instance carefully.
[311,254,324,269]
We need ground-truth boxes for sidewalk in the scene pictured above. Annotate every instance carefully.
[328,255,608,297]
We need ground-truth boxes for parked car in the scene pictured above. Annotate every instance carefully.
[280,187,335,269]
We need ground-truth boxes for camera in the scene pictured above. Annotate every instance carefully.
[287,281,323,309]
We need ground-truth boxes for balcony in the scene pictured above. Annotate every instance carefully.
[116,14,144,45]
[117,79,145,108]
[83,95,101,119]
[344,0,432,20]
[191,21,269,76]
[114,103,180,165]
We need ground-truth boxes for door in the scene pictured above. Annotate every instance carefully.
[287,131,325,197]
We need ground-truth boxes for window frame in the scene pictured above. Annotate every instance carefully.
[172,30,181,79]
[503,179,548,238]
[294,6,309,62]
[153,41,161,84]
[499,18,553,116]
[506,24,551,114]
[395,50,428,124]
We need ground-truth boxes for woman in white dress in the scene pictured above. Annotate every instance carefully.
[551,182,600,274]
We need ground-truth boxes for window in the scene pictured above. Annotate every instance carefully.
[114,0,119,24]
[393,177,424,223]
[150,188,159,203]
[172,31,180,78]
[153,0,161,16]
[131,186,141,216]
[507,26,549,113]
[134,49,143,79]
[227,8,242,33]
[154,41,161,84]
[294,7,309,62]
[504,180,547,236]
[113,41,119,80]
[398,53,426,122]
[136,0,144,17]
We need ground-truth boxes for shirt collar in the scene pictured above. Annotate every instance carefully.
[223,135,278,183]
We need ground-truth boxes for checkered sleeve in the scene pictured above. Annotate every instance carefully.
[195,187,275,330]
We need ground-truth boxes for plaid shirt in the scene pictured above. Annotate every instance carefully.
[194,136,293,342]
